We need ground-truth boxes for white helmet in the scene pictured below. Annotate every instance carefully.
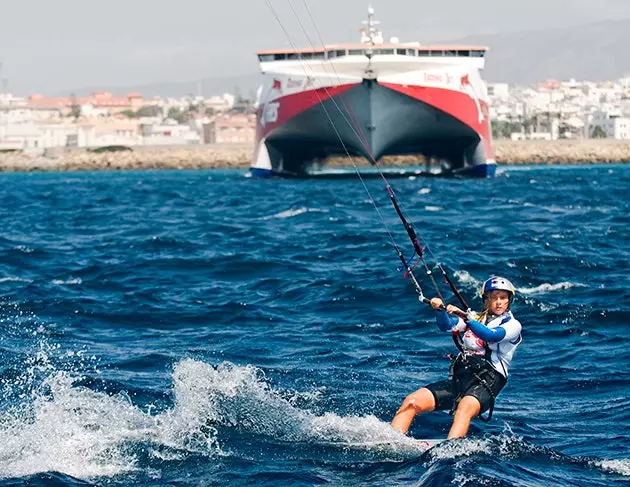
[480,276,515,302]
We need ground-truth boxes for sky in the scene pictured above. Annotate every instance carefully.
[1,0,629,95]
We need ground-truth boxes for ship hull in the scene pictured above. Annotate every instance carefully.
[252,80,496,177]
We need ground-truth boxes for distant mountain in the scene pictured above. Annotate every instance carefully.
[450,19,630,84]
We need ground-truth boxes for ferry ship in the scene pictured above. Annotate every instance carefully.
[251,6,496,178]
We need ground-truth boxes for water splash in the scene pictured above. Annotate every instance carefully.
[165,360,434,453]
[595,459,630,476]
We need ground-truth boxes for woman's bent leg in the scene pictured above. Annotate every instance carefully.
[447,395,481,439]
[391,388,436,435]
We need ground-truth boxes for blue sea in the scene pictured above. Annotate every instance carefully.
[0,165,628,486]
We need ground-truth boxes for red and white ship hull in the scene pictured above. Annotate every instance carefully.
[252,12,496,177]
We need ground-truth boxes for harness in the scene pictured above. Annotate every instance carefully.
[447,353,501,422]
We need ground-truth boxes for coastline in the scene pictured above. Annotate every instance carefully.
[0,140,629,173]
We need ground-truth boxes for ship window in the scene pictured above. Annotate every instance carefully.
[396,48,406,55]
[406,48,416,56]
[457,50,471,57]
[287,53,299,60]
[258,54,275,62]
[348,49,365,55]
[417,50,429,57]
[429,50,444,57]
[471,50,485,57]
[374,48,395,55]
[444,50,457,57]
[311,52,325,59]
[328,49,347,58]
[274,53,287,60]
[301,52,313,59]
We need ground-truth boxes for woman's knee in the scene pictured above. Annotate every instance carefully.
[401,388,435,413]
[456,395,481,417]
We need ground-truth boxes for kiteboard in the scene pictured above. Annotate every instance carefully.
[321,438,446,450]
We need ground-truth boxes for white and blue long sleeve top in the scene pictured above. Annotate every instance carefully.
[436,309,522,378]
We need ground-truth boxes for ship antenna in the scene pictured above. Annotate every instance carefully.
[361,5,382,78]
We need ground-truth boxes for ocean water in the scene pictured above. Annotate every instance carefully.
[0,164,628,486]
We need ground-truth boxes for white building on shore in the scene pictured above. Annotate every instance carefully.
[587,110,630,139]
[488,75,630,140]
[139,119,201,145]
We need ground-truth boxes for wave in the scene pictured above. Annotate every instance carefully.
[596,459,630,476]
[259,207,327,220]
[453,270,482,288]
[0,353,627,483]
[0,358,426,481]
[51,278,83,286]
[519,281,587,294]
[424,429,630,478]
[452,273,586,297]
[0,277,32,283]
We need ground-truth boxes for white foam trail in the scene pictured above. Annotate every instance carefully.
[424,206,442,212]
[418,188,431,195]
[519,282,586,295]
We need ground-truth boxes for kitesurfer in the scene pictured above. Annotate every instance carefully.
[391,276,522,439]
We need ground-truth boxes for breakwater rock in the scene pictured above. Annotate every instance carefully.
[0,140,628,172]
[494,139,630,164]
[0,145,253,172]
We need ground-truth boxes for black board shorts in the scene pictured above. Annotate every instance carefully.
[425,356,507,415]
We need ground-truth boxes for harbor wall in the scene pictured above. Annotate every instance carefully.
[0,140,629,172]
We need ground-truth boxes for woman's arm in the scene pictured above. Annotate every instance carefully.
[430,297,465,331]
[466,319,507,342]
[436,310,459,331]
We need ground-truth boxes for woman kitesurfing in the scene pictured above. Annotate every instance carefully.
[391,277,522,439]
[369,172,523,439]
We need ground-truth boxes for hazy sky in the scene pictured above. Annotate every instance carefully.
[2,0,629,95]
